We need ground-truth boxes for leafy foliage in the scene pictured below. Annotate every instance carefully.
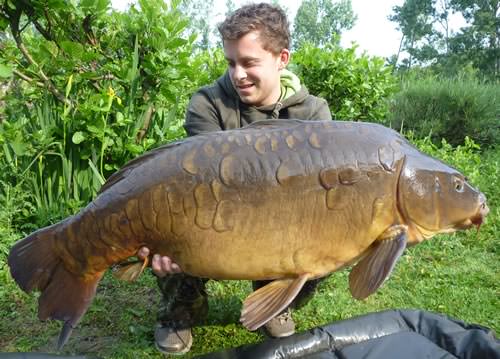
[386,73,499,147]
[292,0,356,49]
[388,0,440,68]
[178,0,218,50]
[292,42,398,121]
[389,0,500,78]
[0,0,209,225]
[412,134,482,182]
[447,0,500,78]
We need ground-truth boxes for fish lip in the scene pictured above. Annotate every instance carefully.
[455,218,475,230]
[479,201,489,217]
[456,201,489,230]
[418,199,489,234]
[471,201,489,228]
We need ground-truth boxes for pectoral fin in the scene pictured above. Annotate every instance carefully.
[349,225,407,300]
[240,274,310,331]
[112,256,149,281]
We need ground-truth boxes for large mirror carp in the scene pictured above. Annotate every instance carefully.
[8,120,488,348]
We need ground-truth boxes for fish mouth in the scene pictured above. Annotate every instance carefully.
[456,200,489,231]
[412,198,489,240]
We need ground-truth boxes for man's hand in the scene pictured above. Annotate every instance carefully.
[137,247,182,277]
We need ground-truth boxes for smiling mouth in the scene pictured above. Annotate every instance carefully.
[237,84,254,90]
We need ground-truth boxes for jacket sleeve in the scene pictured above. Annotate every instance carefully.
[311,97,332,121]
[183,89,223,137]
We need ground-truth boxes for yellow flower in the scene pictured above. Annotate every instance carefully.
[107,86,115,98]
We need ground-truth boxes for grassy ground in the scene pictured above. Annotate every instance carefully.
[0,149,498,358]
[1,217,497,358]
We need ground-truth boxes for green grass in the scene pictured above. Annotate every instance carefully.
[0,147,498,358]
[1,224,497,358]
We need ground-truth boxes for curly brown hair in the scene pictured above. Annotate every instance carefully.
[218,3,290,55]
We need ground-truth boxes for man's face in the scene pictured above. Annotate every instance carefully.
[223,31,289,107]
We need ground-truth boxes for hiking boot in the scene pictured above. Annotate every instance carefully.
[263,309,295,338]
[154,325,193,355]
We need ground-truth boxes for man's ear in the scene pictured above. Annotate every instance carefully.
[279,49,290,69]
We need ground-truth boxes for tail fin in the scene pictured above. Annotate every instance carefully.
[8,224,104,349]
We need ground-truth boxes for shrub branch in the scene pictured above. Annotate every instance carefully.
[7,5,70,106]
[136,104,155,143]
[12,69,43,86]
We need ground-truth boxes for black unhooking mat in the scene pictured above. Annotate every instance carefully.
[197,309,500,359]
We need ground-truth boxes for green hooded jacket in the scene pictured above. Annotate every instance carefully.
[184,70,332,136]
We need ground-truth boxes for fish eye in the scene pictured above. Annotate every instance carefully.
[454,178,464,192]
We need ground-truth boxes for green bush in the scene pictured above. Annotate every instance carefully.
[386,75,499,147]
[190,47,227,88]
[0,0,206,227]
[291,42,398,121]
[411,134,482,184]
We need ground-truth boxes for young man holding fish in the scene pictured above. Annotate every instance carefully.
[7,3,488,352]
[139,3,332,355]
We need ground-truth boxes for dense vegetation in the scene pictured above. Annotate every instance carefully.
[0,0,498,358]
[386,73,499,147]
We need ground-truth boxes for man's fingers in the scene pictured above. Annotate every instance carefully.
[160,256,173,272]
[137,246,150,260]
[151,254,165,277]
[171,263,181,273]
[151,254,182,276]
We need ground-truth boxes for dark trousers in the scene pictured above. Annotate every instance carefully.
[156,274,326,328]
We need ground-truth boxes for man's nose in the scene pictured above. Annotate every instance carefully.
[233,65,247,81]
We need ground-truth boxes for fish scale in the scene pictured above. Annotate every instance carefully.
[7,119,488,349]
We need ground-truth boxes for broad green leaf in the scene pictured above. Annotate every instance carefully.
[116,112,125,125]
[2,143,13,165]
[81,0,110,12]
[6,0,16,10]
[80,0,94,8]
[86,125,101,134]
[104,137,114,147]
[39,42,59,59]
[96,0,110,13]
[47,0,67,10]
[72,131,86,144]
[125,143,143,154]
[165,38,187,49]
[60,41,84,59]
[0,17,8,31]
[0,64,13,78]
[65,74,74,98]
[9,141,27,156]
